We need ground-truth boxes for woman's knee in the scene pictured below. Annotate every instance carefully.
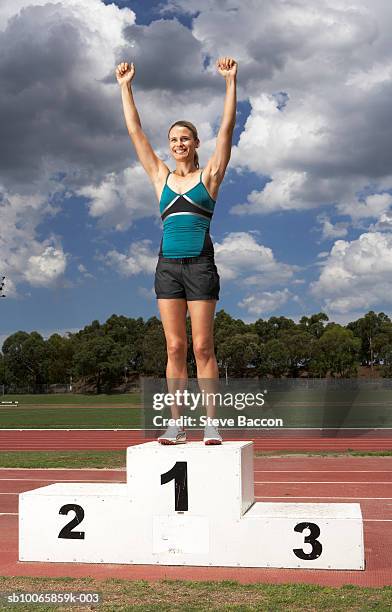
[193,339,214,362]
[167,338,187,361]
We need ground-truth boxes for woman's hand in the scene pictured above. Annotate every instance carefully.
[115,62,135,86]
[216,57,237,78]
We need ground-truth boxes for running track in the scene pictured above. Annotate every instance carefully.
[1,455,391,587]
[0,428,392,451]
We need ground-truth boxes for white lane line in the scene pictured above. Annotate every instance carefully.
[1,426,392,429]
[254,481,392,484]
[2,510,392,522]
[255,496,392,500]
[0,478,124,482]
[0,514,391,521]
[254,470,392,473]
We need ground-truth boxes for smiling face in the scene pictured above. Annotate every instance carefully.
[168,125,199,163]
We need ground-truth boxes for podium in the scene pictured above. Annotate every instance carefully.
[19,441,364,569]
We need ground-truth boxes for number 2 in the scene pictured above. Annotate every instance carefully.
[58,504,85,539]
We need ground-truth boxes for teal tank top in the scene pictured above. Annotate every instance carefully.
[159,170,216,258]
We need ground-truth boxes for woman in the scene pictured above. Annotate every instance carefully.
[116,56,237,444]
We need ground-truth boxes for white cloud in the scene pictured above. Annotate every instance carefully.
[0,0,231,297]
[231,170,313,215]
[311,231,392,313]
[368,210,392,232]
[0,188,68,296]
[0,0,137,295]
[317,214,349,240]
[102,239,157,276]
[137,286,155,301]
[76,165,161,231]
[214,232,299,287]
[238,288,291,316]
[336,193,392,220]
[346,60,392,91]
[77,263,94,279]
[24,246,67,286]
[197,0,392,220]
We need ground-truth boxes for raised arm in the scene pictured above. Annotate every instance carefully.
[115,62,167,183]
[207,57,237,181]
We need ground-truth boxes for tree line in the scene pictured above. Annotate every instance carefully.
[1,310,392,393]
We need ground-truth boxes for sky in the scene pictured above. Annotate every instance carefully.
[2,0,392,346]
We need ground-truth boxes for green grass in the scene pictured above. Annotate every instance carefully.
[0,405,142,429]
[0,578,391,611]
[0,451,126,469]
[254,450,392,457]
[1,390,392,429]
[1,449,391,469]
[0,393,142,428]
[0,393,141,404]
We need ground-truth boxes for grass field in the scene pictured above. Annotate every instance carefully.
[0,577,391,611]
[0,450,391,469]
[0,393,142,429]
[1,390,392,429]
[0,393,141,405]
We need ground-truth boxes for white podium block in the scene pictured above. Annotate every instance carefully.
[126,441,254,519]
[235,502,364,569]
[18,441,365,569]
[19,484,135,563]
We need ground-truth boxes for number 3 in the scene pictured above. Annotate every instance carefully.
[293,522,323,560]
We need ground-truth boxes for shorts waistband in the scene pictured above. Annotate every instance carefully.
[158,255,214,264]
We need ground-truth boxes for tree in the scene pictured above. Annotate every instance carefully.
[72,335,126,393]
[299,313,329,339]
[142,318,167,377]
[347,311,391,369]
[259,339,291,377]
[217,333,260,378]
[310,325,360,377]
[102,314,145,372]
[45,333,74,384]
[278,329,316,376]
[254,316,296,343]
[2,331,48,390]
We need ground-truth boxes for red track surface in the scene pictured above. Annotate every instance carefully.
[1,455,391,587]
[1,429,391,451]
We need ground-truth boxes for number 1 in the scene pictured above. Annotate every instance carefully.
[161,461,188,511]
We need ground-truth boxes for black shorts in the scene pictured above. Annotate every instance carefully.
[154,256,220,301]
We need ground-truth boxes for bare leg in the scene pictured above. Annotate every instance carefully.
[187,300,219,419]
[157,298,188,421]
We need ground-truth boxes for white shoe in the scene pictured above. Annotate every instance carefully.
[203,425,222,445]
[158,426,187,445]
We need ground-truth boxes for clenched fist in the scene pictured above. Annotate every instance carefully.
[216,57,238,78]
[115,62,135,86]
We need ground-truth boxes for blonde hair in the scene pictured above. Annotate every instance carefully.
[168,120,200,169]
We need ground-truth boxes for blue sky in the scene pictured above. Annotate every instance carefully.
[2,0,392,346]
